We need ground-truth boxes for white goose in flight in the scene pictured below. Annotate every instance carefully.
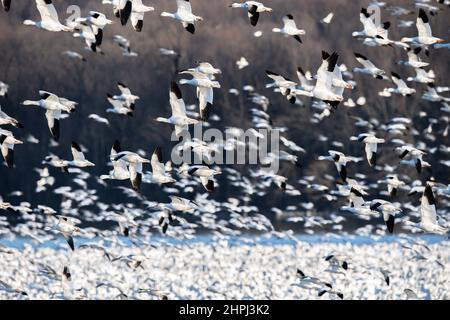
[179,68,220,121]
[310,51,345,108]
[350,133,385,167]
[386,72,416,96]
[113,82,140,110]
[130,0,155,32]
[76,11,113,47]
[21,91,77,141]
[156,82,198,138]
[161,0,203,34]
[113,151,150,190]
[100,140,130,181]
[369,200,401,234]
[0,129,23,168]
[69,142,95,168]
[229,1,272,27]
[405,184,449,236]
[106,94,133,116]
[397,47,429,69]
[352,7,389,38]
[55,216,81,251]
[272,14,305,43]
[24,0,72,32]
[401,9,445,46]
[143,147,176,185]
[0,105,23,128]
[318,150,361,183]
[353,52,387,79]
[180,164,221,192]
[265,70,298,104]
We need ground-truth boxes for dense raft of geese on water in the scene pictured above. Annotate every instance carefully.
[0,0,450,300]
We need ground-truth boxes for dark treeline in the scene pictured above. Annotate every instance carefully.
[0,0,449,222]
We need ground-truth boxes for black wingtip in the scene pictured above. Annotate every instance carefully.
[185,23,195,34]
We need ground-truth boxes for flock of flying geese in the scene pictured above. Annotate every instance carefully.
[0,0,449,299]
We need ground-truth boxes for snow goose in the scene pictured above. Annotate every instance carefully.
[143,147,176,185]
[73,22,100,53]
[113,35,138,56]
[397,47,429,68]
[272,14,305,43]
[0,81,9,97]
[156,196,198,219]
[369,200,401,233]
[401,9,445,45]
[386,72,416,96]
[161,0,203,34]
[0,105,23,128]
[405,184,449,236]
[100,140,130,181]
[24,0,72,32]
[265,70,298,104]
[70,142,95,168]
[113,151,150,190]
[421,85,450,102]
[352,7,388,38]
[350,133,385,167]
[378,174,405,198]
[179,68,220,121]
[229,1,272,27]
[21,91,77,141]
[310,51,344,108]
[76,11,113,47]
[113,82,139,110]
[181,164,221,192]
[106,93,133,116]
[353,52,387,79]
[236,57,249,70]
[318,150,361,182]
[130,0,154,32]
[407,68,435,84]
[62,51,87,62]
[321,12,334,24]
[0,129,23,168]
[156,82,198,137]
[1,0,11,11]
[88,114,110,125]
[55,216,81,251]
